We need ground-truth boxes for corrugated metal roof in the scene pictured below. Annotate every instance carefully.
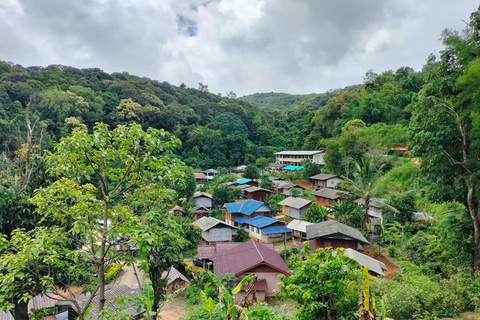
[309,174,339,180]
[286,219,313,233]
[233,178,253,185]
[244,186,272,193]
[281,165,304,171]
[198,242,274,260]
[161,266,190,285]
[233,217,249,224]
[195,172,208,179]
[194,205,211,212]
[203,169,219,174]
[278,197,311,209]
[192,217,236,231]
[243,216,280,228]
[343,248,386,276]
[306,220,369,244]
[261,227,292,235]
[224,200,274,216]
[311,188,349,200]
[193,192,213,199]
[212,240,289,276]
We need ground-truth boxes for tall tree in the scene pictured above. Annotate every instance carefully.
[32,123,187,316]
[410,7,480,268]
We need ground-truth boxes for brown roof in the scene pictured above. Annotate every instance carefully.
[306,220,369,244]
[161,266,190,285]
[311,188,349,200]
[195,172,208,179]
[244,186,273,193]
[212,240,289,276]
[309,174,339,181]
[198,242,274,260]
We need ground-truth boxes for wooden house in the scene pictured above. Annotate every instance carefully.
[309,174,344,189]
[202,168,219,180]
[232,178,259,188]
[224,200,275,226]
[354,197,388,233]
[311,188,349,207]
[212,240,290,303]
[243,186,273,202]
[286,219,313,241]
[278,197,312,219]
[194,172,208,187]
[193,205,210,220]
[272,180,305,197]
[192,217,237,244]
[305,220,369,251]
[161,266,190,294]
[193,192,213,209]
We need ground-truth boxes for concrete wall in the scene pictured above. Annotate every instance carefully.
[326,177,343,188]
[312,152,325,165]
[202,227,233,242]
[238,272,283,297]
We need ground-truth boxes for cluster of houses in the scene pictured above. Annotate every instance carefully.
[189,151,391,303]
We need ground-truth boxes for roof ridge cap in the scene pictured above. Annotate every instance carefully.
[252,240,264,262]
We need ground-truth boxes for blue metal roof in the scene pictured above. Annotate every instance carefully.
[281,165,305,171]
[233,217,249,224]
[224,200,273,216]
[244,216,280,228]
[194,205,211,212]
[234,178,253,185]
[261,227,292,235]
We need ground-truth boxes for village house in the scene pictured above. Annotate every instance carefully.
[193,192,213,209]
[194,172,208,187]
[192,216,238,244]
[286,219,313,241]
[224,200,275,226]
[169,205,185,216]
[234,215,291,242]
[309,173,344,189]
[202,168,219,180]
[272,180,305,197]
[278,197,312,219]
[243,186,273,202]
[161,266,190,294]
[266,163,284,173]
[193,205,210,220]
[211,240,290,303]
[305,220,369,251]
[354,197,388,233]
[231,178,259,188]
[274,150,325,165]
[311,188,349,207]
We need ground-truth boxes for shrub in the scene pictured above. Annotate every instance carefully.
[388,245,396,258]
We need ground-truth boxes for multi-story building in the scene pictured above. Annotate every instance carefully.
[274,150,325,165]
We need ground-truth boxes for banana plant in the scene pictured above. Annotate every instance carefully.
[200,272,267,320]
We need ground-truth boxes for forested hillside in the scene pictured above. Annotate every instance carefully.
[239,92,321,111]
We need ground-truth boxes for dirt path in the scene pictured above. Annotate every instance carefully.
[363,245,399,278]
[113,264,146,288]
[158,294,189,320]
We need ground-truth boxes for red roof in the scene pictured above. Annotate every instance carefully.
[212,240,289,276]
[195,172,208,179]
[197,242,274,260]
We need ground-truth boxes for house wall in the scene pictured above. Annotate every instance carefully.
[226,211,274,225]
[246,190,271,202]
[289,207,309,220]
[312,153,325,165]
[326,178,343,188]
[315,197,335,207]
[314,238,358,250]
[292,230,307,240]
[281,206,290,216]
[237,272,284,297]
[202,227,234,242]
[195,196,212,209]
[167,279,189,294]
[313,180,327,188]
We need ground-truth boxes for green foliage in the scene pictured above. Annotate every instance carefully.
[266,194,283,213]
[212,185,235,207]
[256,157,269,169]
[232,227,250,242]
[387,245,396,258]
[329,199,363,228]
[385,192,416,223]
[279,245,361,320]
[304,204,329,223]
[219,273,237,292]
[243,164,260,180]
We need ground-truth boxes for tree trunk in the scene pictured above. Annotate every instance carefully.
[467,185,480,269]
[14,299,29,320]
[327,295,336,320]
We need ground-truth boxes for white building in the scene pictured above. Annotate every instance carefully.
[274,150,325,165]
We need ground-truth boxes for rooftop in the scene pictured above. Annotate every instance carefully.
[286,219,314,233]
[343,248,387,276]
[203,168,220,174]
[244,186,272,193]
[233,178,253,185]
[194,172,208,179]
[193,205,211,213]
[243,216,282,229]
[281,165,304,171]
[192,216,236,231]
[224,200,274,216]
[311,188,349,200]
[274,150,324,155]
[261,226,292,234]
[198,242,274,260]
[306,220,369,244]
[309,173,340,180]
[161,266,190,285]
[194,192,213,199]
[212,240,289,276]
[278,197,312,209]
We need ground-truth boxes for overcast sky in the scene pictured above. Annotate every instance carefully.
[0,0,477,96]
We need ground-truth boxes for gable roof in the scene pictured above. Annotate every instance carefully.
[261,226,292,234]
[286,219,313,233]
[193,192,213,199]
[203,168,220,174]
[243,216,282,228]
[244,186,272,193]
[212,240,289,276]
[198,242,274,260]
[161,266,190,285]
[353,198,387,208]
[309,173,340,181]
[193,205,211,213]
[311,188,349,200]
[306,220,369,244]
[278,197,311,209]
[224,200,274,216]
[194,172,208,179]
[233,178,253,185]
[192,216,236,231]
[281,165,304,171]
[343,248,387,276]
[272,180,297,189]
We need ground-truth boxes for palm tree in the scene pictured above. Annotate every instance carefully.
[329,199,362,228]
[342,156,383,229]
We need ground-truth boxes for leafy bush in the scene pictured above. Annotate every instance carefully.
[388,245,396,258]
[232,227,250,242]
[105,263,123,283]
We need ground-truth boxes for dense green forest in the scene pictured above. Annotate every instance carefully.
[2,6,480,320]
